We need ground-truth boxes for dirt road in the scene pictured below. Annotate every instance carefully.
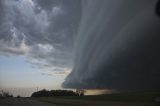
[0,98,56,106]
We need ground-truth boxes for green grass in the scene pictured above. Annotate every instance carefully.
[46,91,160,102]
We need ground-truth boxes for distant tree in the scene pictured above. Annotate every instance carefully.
[31,89,81,97]
[17,95,21,98]
[1,92,13,98]
[0,94,4,99]
[76,89,85,96]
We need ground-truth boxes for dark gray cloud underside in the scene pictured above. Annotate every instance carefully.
[63,0,160,91]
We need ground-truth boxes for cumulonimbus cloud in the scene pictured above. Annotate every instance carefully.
[1,0,160,91]
[63,0,160,91]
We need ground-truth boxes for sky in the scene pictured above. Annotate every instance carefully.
[0,0,160,96]
[0,0,80,96]
[0,55,64,88]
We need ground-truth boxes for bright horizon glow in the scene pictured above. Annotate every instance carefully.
[85,89,113,95]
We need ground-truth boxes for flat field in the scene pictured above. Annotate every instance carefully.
[0,91,160,106]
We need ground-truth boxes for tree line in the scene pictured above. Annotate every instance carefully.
[31,89,84,97]
[0,91,13,98]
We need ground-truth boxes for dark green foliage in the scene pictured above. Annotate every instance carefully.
[31,89,84,97]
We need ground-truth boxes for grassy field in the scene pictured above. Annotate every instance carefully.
[36,91,160,101]
[33,91,160,106]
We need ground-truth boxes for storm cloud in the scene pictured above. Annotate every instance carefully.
[63,0,160,91]
[1,0,160,91]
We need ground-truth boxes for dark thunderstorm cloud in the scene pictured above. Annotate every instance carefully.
[0,0,160,91]
[63,0,160,91]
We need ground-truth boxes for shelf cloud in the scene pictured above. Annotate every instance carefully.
[0,0,160,91]
[63,0,160,91]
